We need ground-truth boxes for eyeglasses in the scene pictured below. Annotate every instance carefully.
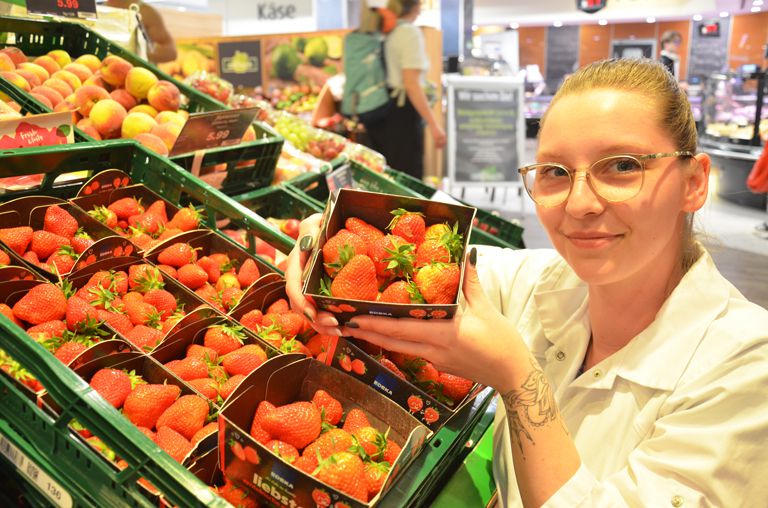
[518,151,695,207]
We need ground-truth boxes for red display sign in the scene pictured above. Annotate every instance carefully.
[26,0,97,19]
[577,0,607,14]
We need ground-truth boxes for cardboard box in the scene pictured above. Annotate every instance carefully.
[219,356,431,507]
[302,189,476,323]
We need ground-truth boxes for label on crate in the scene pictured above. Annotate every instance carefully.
[0,111,74,149]
[0,434,73,508]
[325,163,353,194]
[25,0,97,19]
[169,107,260,156]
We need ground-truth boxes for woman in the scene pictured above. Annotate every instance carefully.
[286,59,768,506]
[659,30,683,81]
[360,0,446,180]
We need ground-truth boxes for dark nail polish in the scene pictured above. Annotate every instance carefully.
[299,235,314,252]
[303,310,314,323]
[469,247,477,267]
[344,321,359,329]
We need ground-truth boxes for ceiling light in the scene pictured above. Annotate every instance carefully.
[719,11,729,17]
[510,22,519,29]
[693,14,703,21]
[753,0,763,6]
[553,21,563,27]
[598,19,608,25]
[751,6,761,11]
[646,17,656,23]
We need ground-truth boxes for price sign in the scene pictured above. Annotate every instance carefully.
[325,163,354,194]
[169,107,260,156]
[26,0,97,19]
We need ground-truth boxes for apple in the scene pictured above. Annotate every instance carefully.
[280,218,301,240]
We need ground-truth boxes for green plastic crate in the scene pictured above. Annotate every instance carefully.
[0,75,92,142]
[0,315,229,507]
[0,140,295,256]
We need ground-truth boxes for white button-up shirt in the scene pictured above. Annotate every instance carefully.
[474,247,768,507]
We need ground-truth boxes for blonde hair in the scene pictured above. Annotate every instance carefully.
[359,0,421,32]
[540,58,702,272]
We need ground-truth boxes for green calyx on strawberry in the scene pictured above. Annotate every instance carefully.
[88,206,117,228]
[319,276,333,297]
[386,208,424,230]
[405,280,426,304]
[438,222,464,262]
[324,243,356,274]
[382,242,416,279]
[132,267,165,293]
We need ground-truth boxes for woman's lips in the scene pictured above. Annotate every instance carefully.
[564,232,623,249]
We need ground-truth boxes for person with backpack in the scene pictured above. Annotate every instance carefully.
[343,0,445,181]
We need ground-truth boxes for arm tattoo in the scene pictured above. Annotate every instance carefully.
[502,358,560,458]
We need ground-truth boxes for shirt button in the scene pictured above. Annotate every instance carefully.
[555,350,566,361]
[671,495,684,507]
[593,369,603,379]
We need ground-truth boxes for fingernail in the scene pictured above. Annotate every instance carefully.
[320,317,339,327]
[344,321,359,329]
[299,235,314,252]
[469,247,477,267]
[303,310,314,323]
[331,328,342,336]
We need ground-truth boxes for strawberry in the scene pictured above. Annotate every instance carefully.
[218,480,259,508]
[186,344,218,362]
[387,209,426,245]
[302,428,355,469]
[125,324,163,350]
[0,249,9,266]
[220,287,243,311]
[48,245,79,274]
[154,426,193,463]
[145,200,169,224]
[123,292,161,328]
[70,229,94,254]
[128,229,154,250]
[164,357,209,381]
[157,242,197,268]
[424,223,451,241]
[195,283,219,304]
[218,374,245,400]
[380,357,406,379]
[330,255,379,301]
[26,320,66,340]
[414,263,460,305]
[187,378,219,401]
[382,439,402,464]
[279,339,311,356]
[314,451,368,502]
[261,401,322,450]
[97,310,133,336]
[22,250,41,267]
[128,210,164,235]
[215,272,240,292]
[167,205,200,231]
[54,341,87,364]
[415,239,450,267]
[12,283,67,325]
[65,295,100,332]
[250,400,276,444]
[87,206,118,229]
[196,256,221,283]
[351,359,366,376]
[411,359,440,384]
[157,227,183,242]
[265,440,300,463]
[156,394,209,440]
[176,264,210,291]
[155,264,177,278]
[203,324,245,356]
[108,197,143,220]
[221,344,267,376]
[128,264,163,290]
[262,310,305,337]
[369,234,415,279]
[237,258,260,288]
[142,289,176,319]
[191,421,218,444]
[0,303,23,327]
[43,205,78,239]
[352,425,388,461]
[305,334,333,357]
[312,389,343,425]
[322,229,367,276]
[379,280,424,304]
[363,461,390,498]
[30,230,69,260]
[338,353,352,372]
[89,368,133,408]
[439,372,473,404]
[294,455,316,474]
[345,217,384,249]
[342,408,371,433]
[407,395,424,413]
[0,226,33,255]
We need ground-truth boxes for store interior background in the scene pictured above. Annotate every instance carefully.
[147,0,767,307]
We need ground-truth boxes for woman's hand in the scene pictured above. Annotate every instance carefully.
[340,248,526,393]
[430,122,447,149]
[284,213,342,336]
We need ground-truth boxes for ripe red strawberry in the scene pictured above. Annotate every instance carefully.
[0,226,33,255]
[12,283,68,325]
[330,255,378,301]
[22,250,41,266]
[423,407,440,424]
[279,338,311,356]
[237,258,260,288]
[379,280,424,304]
[65,296,100,332]
[89,368,133,409]
[0,249,9,265]
[154,426,193,463]
[108,197,143,220]
[191,421,218,444]
[261,401,322,450]
[54,341,88,364]
[165,357,209,381]
[122,383,181,429]
[342,408,371,433]
[128,264,163,290]
[415,239,450,267]
[353,426,388,460]
[71,230,95,254]
[125,324,163,350]
[123,292,161,328]
[312,389,343,425]
[368,234,415,279]
[265,439,300,463]
[439,372,473,404]
[128,229,153,250]
[0,303,22,328]
[412,360,440,384]
[363,461,390,498]
[338,353,352,372]
[203,324,244,356]
[155,264,177,278]
[314,451,368,502]
[250,400,275,444]
[157,227,183,242]
[43,205,78,239]
[176,264,208,289]
[380,358,406,379]
[96,310,134,336]
[30,230,69,259]
[167,205,201,232]
[26,319,66,340]
[186,344,218,362]
[265,298,289,315]
[195,283,218,304]
[221,344,267,376]
[322,229,367,276]
[302,428,355,470]
[156,394,209,440]
[128,210,163,235]
[220,286,243,311]
[157,242,197,268]
[345,217,384,249]
[294,455,316,475]
[145,200,169,224]
[187,378,219,401]
[351,359,366,375]
[388,209,425,245]
[382,439,402,464]
[262,311,305,337]
[407,395,424,413]
[87,206,118,229]
[195,256,220,283]
[48,245,79,274]
[218,374,245,400]
[142,289,176,320]
[414,263,460,305]
[305,334,333,357]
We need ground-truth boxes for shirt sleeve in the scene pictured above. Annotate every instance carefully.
[389,25,427,71]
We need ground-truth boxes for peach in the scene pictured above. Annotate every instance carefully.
[74,54,101,73]
[0,71,31,91]
[82,73,106,89]
[15,69,41,88]
[63,63,93,83]
[30,92,53,109]
[109,88,138,111]
[76,118,102,140]
[17,62,50,83]
[177,110,189,120]
[134,133,169,156]
[89,98,127,137]
[50,70,82,92]
[33,55,60,76]
[100,55,133,87]
[74,85,110,117]
[0,47,26,66]
[154,111,186,129]
[31,85,64,108]
[146,80,180,112]
[0,53,15,72]
[124,67,158,100]
[128,104,158,117]
[4,100,21,113]
[42,78,73,100]
[54,95,79,124]
[121,111,157,139]
[242,125,256,142]
[47,50,72,68]
[150,122,182,151]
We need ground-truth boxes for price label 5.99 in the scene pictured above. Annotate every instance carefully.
[27,0,97,18]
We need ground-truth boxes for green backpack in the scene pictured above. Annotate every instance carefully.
[341,30,393,125]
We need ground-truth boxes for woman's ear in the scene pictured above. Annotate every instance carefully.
[682,153,711,212]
